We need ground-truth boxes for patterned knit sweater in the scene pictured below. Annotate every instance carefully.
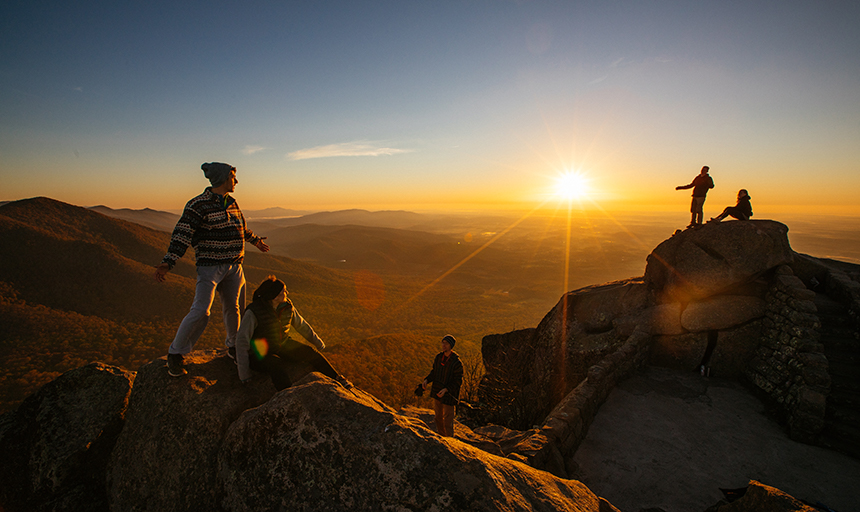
[161,188,261,268]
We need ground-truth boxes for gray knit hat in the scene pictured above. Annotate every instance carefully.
[442,335,456,348]
[201,162,235,187]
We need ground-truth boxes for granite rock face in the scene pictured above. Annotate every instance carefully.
[106,350,277,512]
[680,295,766,332]
[706,480,819,512]
[645,220,793,302]
[0,363,134,512]
[478,279,652,430]
[217,373,607,512]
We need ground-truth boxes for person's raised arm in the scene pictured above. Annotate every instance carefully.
[290,306,325,350]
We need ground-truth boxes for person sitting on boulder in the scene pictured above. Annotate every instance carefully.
[421,335,463,437]
[709,189,752,222]
[234,276,352,391]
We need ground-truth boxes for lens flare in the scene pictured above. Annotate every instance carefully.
[354,269,385,312]
[252,338,269,358]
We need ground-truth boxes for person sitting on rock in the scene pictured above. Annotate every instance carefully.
[234,275,352,391]
[422,335,463,437]
[709,189,753,222]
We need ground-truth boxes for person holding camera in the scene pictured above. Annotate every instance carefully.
[421,335,463,437]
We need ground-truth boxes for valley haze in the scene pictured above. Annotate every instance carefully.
[1,196,858,415]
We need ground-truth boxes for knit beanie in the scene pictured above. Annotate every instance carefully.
[201,162,235,187]
[253,276,286,302]
[442,335,456,348]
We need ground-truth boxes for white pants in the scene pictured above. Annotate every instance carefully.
[168,263,246,355]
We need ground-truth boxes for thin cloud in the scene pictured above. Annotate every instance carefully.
[287,141,412,160]
[589,76,608,84]
[242,145,267,155]
[73,87,83,92]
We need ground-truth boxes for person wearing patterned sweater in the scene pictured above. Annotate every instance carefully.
[154,162,269,377]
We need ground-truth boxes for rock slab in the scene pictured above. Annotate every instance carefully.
[107,350,277,512]
[218,374,607,512]
[0,362,134,512]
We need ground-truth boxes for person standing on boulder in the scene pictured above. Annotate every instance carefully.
[154,162,269,377]
[422,335,463,437]
[709,189,753,222]
[234,276,352,391]
[676,166,714,228]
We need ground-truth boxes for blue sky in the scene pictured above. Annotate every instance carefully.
[2,1,859,213]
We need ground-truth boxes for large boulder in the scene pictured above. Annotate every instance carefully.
[106,350,277,512]
[645,220,793,302]
[217,374,612,512]
[650,321,763,378]
[0,363,134,512]
[642,303,685,335]
[480,279,651,430]
[680,295,766,332]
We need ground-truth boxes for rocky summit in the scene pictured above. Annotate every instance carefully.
[2,219,857,512]
[2,351,613,512]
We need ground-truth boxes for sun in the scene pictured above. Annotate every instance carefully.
[554,171,590,201]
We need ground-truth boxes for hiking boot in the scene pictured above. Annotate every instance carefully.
[227,346,237,365]
[167,353,187,377]
[686,223,697,229]
[336,375,354,390]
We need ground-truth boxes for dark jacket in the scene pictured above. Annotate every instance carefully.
[246,300,282,356]
[678,174,715,197]
[425,351,463,406]
[736,195,752,219]
[691,174,714,197]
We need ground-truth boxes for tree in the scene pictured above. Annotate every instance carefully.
[459,349,485,403]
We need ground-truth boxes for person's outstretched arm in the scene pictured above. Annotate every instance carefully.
[154,202,203,281]
[290,307,325,350]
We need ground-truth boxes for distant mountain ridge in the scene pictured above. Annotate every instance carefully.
[88,204,429,233]
[260,208,425,230]
[88,205,180,233]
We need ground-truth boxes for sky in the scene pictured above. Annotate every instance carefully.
[2,1,859,214]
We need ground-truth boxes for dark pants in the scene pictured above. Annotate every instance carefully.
[716,206,749,221]
[249,338,339,391]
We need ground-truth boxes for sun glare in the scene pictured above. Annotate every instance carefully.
[554,172,590,201]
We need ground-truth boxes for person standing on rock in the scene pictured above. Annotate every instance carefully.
[422,335,463,437]
[709,189,753,222]
[234,275,353,391]
[676,166,714,228]
[154,162,269,377]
